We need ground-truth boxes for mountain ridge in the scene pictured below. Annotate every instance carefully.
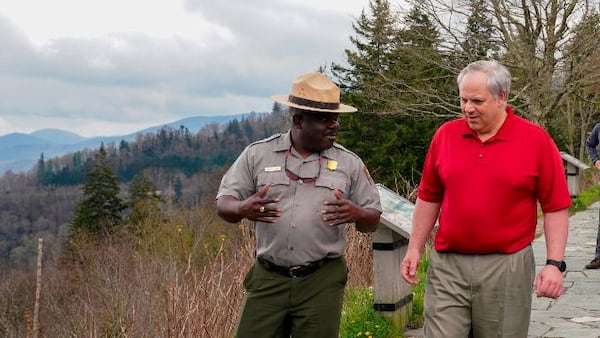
[0,112,264,174]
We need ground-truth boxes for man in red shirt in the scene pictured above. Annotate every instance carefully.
[401,60,571,337]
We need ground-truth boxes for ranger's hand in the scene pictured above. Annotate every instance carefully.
[239,185,281,222]
[322,188,360,226]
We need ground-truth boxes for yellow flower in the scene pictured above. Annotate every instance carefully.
[220,235,226,241]
[176,225,183,233]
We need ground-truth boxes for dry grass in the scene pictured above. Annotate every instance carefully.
[1,207,375,337]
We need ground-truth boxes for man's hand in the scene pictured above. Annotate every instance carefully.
[320,188,379,232]
[401,249,421,285]
[321,188,360,226]
[217,186,280,223]
[534,265,564,299]
[239,185,281,222]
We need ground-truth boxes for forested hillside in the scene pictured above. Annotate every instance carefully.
[0,109,289,270]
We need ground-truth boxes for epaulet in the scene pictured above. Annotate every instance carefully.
[248,133,283,147]
[332,142,361,160]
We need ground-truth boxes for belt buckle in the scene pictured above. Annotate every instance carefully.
[289,265,303,278]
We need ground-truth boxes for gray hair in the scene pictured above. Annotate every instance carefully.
[457,60,511,99]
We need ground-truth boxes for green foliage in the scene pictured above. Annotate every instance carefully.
[458,0,497,62]
[340,287,400,338]
[569,199,586,212]
[570,183,600,212]
[333,0,453,189]
[127,173,161,225]
[340,247,430,336]
[71,144,125,235]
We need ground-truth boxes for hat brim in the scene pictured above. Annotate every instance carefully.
[271,94,357,113]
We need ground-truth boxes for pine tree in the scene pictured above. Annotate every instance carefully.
[457,0,497,65]
[333,0,398,112]
[332,0,450,191]
[127,173,161,226]
[71,144,124,235]
[36,153,45,184]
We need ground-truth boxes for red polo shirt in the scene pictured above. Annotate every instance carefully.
[418,106,572,254]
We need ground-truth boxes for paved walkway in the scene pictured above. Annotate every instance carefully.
[529,202,600,337]
[405,202,600,338]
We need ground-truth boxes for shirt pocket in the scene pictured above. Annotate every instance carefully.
[315,173,348,196]
[256,171,290,199]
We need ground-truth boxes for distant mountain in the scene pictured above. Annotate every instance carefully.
[134,114,252,135]
[0,113,265,174]
[30,129,88,145]
[0,132,47,149]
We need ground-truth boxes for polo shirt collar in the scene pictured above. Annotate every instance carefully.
[461,105,516,142]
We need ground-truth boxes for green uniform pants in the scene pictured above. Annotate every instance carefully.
[235,257,347,338]
[424,245,535,338]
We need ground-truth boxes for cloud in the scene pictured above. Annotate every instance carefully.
[0,0,364,136]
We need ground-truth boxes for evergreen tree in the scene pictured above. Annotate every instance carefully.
[333,0,398,112]
[456,0,497,65]
[36,153,45,184]
[173,177,183,203]
[127,173,161,225]
[333,1,450,192]
[71,144,124,235]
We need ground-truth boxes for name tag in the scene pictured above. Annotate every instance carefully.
[264,166,282,172]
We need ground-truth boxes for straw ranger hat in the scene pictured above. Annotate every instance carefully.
[271,72,357,113]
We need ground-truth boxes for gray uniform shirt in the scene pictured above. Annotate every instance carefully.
[217,131,382,266]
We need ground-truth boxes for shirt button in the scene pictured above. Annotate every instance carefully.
[479,153,483,158]
[290,247,294,250]
[299,179,304,184]
[291,224,297,229]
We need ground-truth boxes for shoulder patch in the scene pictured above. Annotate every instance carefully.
[362,165,374,185]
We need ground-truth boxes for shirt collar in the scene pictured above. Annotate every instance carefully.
[461,105,515,142]
[275,130,338,160]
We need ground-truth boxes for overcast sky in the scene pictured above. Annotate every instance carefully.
[0,0,374,137]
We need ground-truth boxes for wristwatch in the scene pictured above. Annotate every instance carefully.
[546,259,567,272]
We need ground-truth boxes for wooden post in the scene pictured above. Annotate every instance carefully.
[565,162,579,199]
[372,226,413,330]
[33,238,43,338]
[559,152,590,200]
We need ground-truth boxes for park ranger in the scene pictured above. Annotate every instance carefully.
[216,72,381,338]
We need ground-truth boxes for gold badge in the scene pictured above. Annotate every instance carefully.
[327,160,337,171]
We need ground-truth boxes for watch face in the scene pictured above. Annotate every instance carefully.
[547,259,566,272]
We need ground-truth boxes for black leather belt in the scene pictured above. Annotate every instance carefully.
[257,257,335,278]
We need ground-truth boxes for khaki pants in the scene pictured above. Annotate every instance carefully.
[235,257,347,338]
[424,246,535,338]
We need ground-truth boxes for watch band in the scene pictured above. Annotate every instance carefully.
[546,259,566,272]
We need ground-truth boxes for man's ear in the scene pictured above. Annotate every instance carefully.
[292,114,303,127]
[498,91,507,102]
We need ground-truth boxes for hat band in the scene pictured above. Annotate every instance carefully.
[289,95,340,110]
